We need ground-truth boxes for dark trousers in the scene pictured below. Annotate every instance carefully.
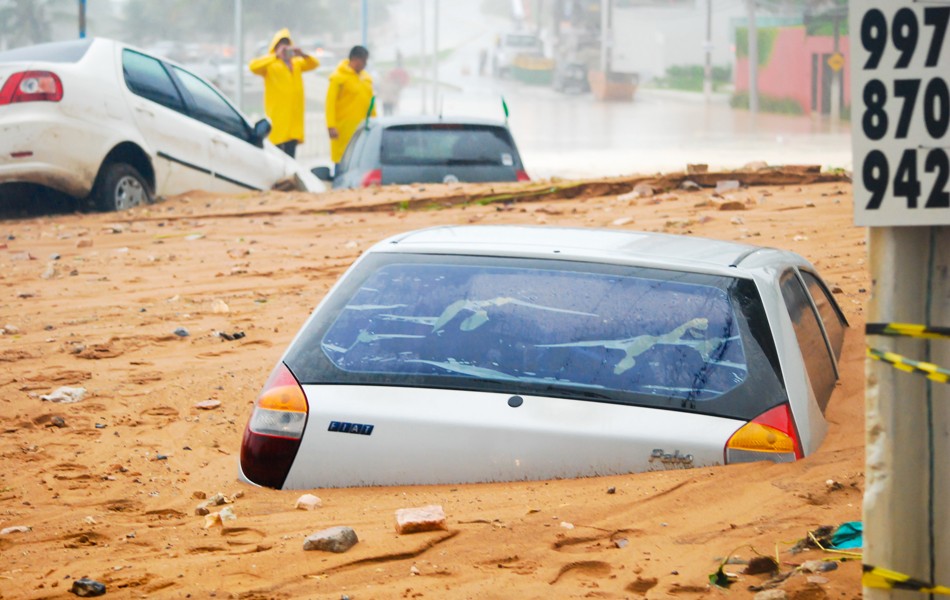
[277,140,299,158]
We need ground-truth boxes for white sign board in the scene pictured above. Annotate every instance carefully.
[852,0,950,226]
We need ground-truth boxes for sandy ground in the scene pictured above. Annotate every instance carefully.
[0,173,868,599]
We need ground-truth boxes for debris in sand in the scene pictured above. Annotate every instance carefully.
[718,201,746,211]
[716,180,741,193]
[753,589,787,600]
[295,494,322,511]
[1,323,20,335]
[744,556,779,575]
[0,525,31,535]
[69,577,106,597]
[49,415,67,428]
[801,560,838,573]
[680,180,702,191]
[40,386,87,404]
[194,400,221,410]
[172,327,190,337]
[215,331,245,341]
[303,526,359,553]
[395,505,448,534]
[203,506,236,528]
[211,299,230,314]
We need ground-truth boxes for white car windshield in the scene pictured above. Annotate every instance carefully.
[286,254,788,420]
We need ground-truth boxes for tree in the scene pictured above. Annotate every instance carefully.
[0,0,72,48]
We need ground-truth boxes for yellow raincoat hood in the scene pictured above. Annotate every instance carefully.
[268,28,292,54]
[248,29,319,145]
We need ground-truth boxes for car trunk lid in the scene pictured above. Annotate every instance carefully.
[283,385,740,489]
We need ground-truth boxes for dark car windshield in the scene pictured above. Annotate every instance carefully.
[0,39,94,63]
[284,254,787,420]
[380,125,520,167]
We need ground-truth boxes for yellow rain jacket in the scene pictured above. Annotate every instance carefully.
[326,60,376,163]
[248,29,318,145]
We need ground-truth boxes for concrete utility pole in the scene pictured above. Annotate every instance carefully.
[78,0,87,38]
[234,0,243,111]
[361,0,369,47]
[829,10,842,125]
[433,0,439,115]
[746,0,758,115]
[703,0,712,102]
[599,0,611,74]
[420,0,427,114]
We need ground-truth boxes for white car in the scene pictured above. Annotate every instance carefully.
[0,38,323,211]
[239,226,848,489]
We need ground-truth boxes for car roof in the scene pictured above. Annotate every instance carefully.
[374,226,810,277]
[368,115,511,129]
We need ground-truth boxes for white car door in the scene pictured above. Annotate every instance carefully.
[119,48,216,196]
[168,65,284,193]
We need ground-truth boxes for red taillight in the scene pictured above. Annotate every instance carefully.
[516,169,531,182]
[725,403,802,464]
[0,71,64,105]
[361,168,382,187]
[240,363,309,489]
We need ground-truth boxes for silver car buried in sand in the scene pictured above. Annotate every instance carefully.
[239,226,847,489]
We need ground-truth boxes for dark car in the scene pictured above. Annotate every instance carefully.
[314,116,530,189]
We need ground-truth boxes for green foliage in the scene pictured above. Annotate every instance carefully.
[653,64,732,93]
[735,26,780,67]
[730,91,805,115]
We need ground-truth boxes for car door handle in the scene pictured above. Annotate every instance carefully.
[212,137,229,147]
[134,106,154,117]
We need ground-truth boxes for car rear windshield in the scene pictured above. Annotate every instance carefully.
[380,125,519,167]
[0,39,94,63]
[284,254,787,420]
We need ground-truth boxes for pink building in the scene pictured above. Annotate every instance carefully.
[734,27,851,116]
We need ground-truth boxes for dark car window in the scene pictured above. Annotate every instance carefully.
[0,39,93,63]
[381,125,519,167]
[171,66,249,140]
[122,50,185,112]
[780,271,837,412]
[284,254,789,421]
[800,271,846,360]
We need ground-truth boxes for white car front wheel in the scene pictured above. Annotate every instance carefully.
[93,162,151,212]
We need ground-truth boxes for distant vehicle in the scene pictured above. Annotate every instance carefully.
[492,32,544,78]
[552,61,589,93]
[0,38,323,211]
[314,116,530,189]
[239,226,848,489]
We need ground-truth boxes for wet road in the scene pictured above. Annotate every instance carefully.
[294,1,853,180]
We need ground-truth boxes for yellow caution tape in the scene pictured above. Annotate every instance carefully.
[867,347,950,384]
[863,565,950,595]
[866,322,950,340]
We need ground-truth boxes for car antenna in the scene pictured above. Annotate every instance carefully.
[501,96,509,125]
[364,96,376,130]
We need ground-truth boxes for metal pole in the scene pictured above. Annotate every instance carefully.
[746,0,758,115]
[433,0,439,114]
[420,0,427,114]
[600,0,610,73]
[78,0,87,38]
[235,0,243,111]
[361,0,369,47]
[830,12,842,125]
[703,0,712,102]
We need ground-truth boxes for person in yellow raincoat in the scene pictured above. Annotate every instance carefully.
[326,46,376,165]
[248,29,319,157]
